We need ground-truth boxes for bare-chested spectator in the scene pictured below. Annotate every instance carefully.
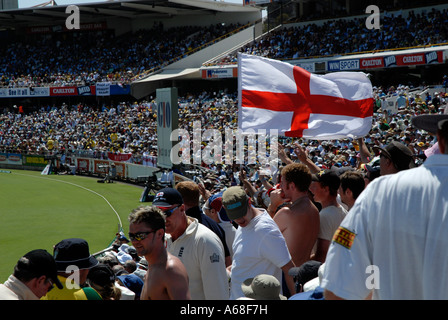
[270,163,320,269]
[128,206,191,300]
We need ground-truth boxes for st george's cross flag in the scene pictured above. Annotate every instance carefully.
[237,53,374,139]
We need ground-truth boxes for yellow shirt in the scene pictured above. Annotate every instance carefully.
[41,275,100,300]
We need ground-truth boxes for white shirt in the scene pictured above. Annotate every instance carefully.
[115,282,135,300]
[219,221,236,258]
[318,205,348,241]
[230,210,292,300]
[166,217,229,300]
[321,154,448,299]
[0,275,39,300]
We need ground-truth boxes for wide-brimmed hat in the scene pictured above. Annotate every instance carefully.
[53,238,98,272]
[241,274,287,300]
[411,114,448,134]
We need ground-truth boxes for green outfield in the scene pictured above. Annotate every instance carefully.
[0,169,145,282]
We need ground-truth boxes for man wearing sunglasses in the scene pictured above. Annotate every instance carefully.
[153,187,229,300]
[0,249,63,300]
[128,205,190,300]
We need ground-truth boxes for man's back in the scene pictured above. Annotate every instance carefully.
[322,155,448,299]
[274,197,320,268]
[42,275,93,300]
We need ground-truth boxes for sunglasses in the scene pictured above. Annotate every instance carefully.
[46,278,54,292]
[128,231,155,241]
[162,205,181,217]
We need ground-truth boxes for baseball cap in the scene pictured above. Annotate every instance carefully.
[152,188,183,208]
[222,186,249,221]
[53,238,99,272]
[17,249,63,289]
[207,192,231,222]
[311,170,341,192]
[376,141,415,171]
[288,260,322,289]
[117,274,144,299]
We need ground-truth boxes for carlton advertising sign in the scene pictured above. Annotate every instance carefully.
[360,57,384,69]
[50,87,77,96]
[396,53,426,66]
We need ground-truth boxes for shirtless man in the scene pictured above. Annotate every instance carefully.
[128,206,190,300]
[269,163,320,268]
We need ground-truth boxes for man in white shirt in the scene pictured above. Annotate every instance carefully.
[0,249,62,300]
[153,188,229,300]
[309,170,347,263]
[322,114,448,300]
[222,186,296,300]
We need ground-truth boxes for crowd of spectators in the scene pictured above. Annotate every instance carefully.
[0,22,244,88]
[0,90,239,163]
[2,2,448,302]
[207,7,448,66]
[3,6,448,86]
[1,84,446,166]
[2,89,447,300]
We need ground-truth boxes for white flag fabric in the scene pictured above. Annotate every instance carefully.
[238,53,374,139]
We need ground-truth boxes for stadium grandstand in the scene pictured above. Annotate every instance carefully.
[2,0,448,302]
[0,0,447,179]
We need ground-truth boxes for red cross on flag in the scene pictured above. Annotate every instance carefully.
[238,53,374,139]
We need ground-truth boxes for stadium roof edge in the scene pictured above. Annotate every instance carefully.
[168,0,260,12]
[131,68,201,99]
[0,0,261,29]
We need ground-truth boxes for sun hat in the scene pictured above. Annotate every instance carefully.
[411,114,448,134]
[53,238,98,272]
[241,274,286,300]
